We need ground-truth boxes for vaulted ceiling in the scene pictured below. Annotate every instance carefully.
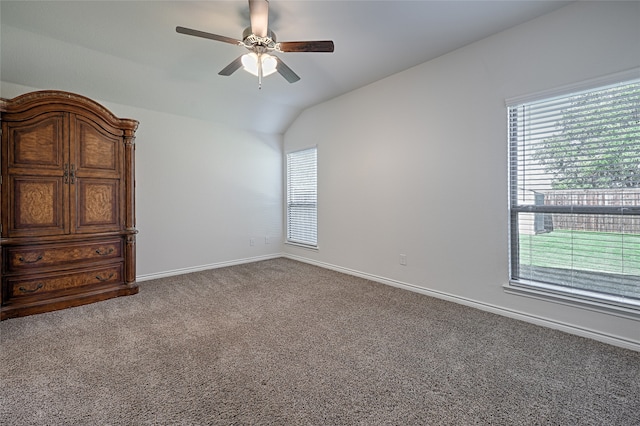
[1,1,571,134]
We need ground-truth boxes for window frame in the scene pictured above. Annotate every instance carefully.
[505,70,640,318]
[285,146,318,249]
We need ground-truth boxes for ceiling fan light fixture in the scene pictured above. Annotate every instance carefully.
[241,52,277,77]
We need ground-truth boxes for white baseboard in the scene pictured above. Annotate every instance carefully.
[283,254,640,352]
[136,254,283,282]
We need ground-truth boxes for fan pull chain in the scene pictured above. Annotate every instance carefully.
[258,53,263,89]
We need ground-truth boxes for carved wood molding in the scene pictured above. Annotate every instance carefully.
[0,90,138,132]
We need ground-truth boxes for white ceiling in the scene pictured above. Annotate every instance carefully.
[1,1,571,134]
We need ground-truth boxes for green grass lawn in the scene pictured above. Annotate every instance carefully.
[519,230,640,276]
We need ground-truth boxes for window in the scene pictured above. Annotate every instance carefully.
[508,76,640,311]
[286,147,317,247]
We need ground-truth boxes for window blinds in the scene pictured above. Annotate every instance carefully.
[286,147,317,247]
[508,78,640,303]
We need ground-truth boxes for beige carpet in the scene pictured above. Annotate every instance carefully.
[1,258,639,425]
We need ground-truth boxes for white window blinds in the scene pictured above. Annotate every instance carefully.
[508,77,640,305]
[286,147,317,247]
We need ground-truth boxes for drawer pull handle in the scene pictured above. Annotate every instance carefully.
[18,255,43,264]
[95,248,114,256]
[96,273,114,282]
[18,283,44,294]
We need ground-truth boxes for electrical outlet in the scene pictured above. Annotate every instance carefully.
[250,238,255,246]
[399,254,407,266]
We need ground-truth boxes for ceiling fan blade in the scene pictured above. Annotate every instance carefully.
[249,0,269,38]
[275,57,300,83]
[176,26,241,46]
[278,41,334,53]
[218,56,244,76]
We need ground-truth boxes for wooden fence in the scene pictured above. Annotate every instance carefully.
[543,189,640,233]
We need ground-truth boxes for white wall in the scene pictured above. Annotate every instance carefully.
[284,2,640,347]
[1,82,284,279]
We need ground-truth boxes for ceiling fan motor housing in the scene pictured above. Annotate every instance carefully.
[242,27,277,48]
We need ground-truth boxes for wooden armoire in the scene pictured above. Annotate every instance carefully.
[0,91,138,320]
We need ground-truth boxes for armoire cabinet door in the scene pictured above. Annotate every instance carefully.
[4,112,69,237]
[70,114,123,233]
[73,178,121,233]
[72,115,121,177]
[8,176,68,236]
[6,112,67,171]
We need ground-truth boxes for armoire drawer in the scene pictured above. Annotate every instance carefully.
[7,264,123,299]
[5,239,123,272]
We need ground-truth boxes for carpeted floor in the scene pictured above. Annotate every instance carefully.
[1,258,639,425]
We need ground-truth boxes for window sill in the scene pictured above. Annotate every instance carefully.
[504,280,640,321]
[285,241,319,251]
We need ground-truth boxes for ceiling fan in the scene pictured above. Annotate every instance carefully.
[176,0,334,89]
